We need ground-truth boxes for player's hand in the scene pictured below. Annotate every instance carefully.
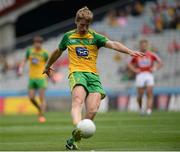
[17,66,23,76]
[42,67,54,78]
[129,50,145,57]
[151,66,157,72]
[134,68,141,74]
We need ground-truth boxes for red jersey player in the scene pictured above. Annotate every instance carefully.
[128,39,163,115]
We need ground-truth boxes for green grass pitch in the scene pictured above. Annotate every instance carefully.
[0,111,180,151]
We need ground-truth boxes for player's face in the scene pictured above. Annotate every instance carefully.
[76,19,90,35]
[34,41,42,49]
[140,42,148,52]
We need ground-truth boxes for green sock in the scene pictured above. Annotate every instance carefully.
[67,137,75,145]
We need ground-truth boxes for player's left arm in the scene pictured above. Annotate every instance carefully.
[152,53,163,71]
[105,40,144,57]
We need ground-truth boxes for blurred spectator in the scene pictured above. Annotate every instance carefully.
[0,53,10,74]
[122,67,135,81]
[154,0,179,32]
[149,44,158,53]
[170,8,180,29]
[104,9,118,27]
[53,57,69,69]
[0,51,23,76]
[125,5,132,16]
[104,0,179,34]
[153,12,164,33]
[156,0,168,11]
[168,39,180,53]
[117,10,128,27]
[142,23,153,35]
[113,53,122,63]
[131,0,144,16]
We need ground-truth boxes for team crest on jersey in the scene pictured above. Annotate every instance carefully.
[88,39,93,44]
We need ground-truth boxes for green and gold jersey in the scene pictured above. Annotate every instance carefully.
[58,29,109,74]
[26,47,49,79]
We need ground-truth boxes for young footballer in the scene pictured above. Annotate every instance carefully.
[128,39,163,115]
[43,7,144,150]
[19,36,49,123]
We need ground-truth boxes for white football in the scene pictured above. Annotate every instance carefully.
[77,119,96,138]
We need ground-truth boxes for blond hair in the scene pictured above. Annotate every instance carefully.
[75,6,93,23]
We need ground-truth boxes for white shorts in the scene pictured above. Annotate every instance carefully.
[135,72,154,87]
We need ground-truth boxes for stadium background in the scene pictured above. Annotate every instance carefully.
[0,0,179,114]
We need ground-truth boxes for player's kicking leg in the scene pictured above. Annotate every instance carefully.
[137,87,145,115]
[38,88,47,123]
[66,85,86,150]
[28,89,42,117]
[146,86,153,115]
[67,92,101,150]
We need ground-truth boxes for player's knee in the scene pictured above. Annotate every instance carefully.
[146,90,153,97]
[87,107,98,116]
[29,96,35,101]
[137,94,143,99]
[72,95,84,107]
[147,92,153,98]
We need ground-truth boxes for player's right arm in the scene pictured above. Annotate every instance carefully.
[128,62,140,74]
[43,49,62,77]
[43,33,67,77]
[127,57,140,74]
[18,49,29,75]
[18,59,27,74]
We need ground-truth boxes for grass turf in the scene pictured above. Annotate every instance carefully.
[0,111,180,151]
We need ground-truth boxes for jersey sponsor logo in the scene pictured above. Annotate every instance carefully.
[76,47,89,57]
[138,58,151,67]
[69,39,77,43]
[31,58,39,64]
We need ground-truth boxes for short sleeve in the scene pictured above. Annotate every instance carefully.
[129,57,136,64]
[25,48,30,59]
[43,51,49,62]
[58,34,68,51]
[151,52,162,63]
[94,32,109,48]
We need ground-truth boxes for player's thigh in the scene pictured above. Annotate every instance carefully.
[38,88,46,101]
[146,73,154,87]
[85,93,101,112]
[72,85,87,105]
[86,73,105,100]
[28,89,36,99]
[28,79,37,90]
[36,79,47,89]
[135,73,146,88]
